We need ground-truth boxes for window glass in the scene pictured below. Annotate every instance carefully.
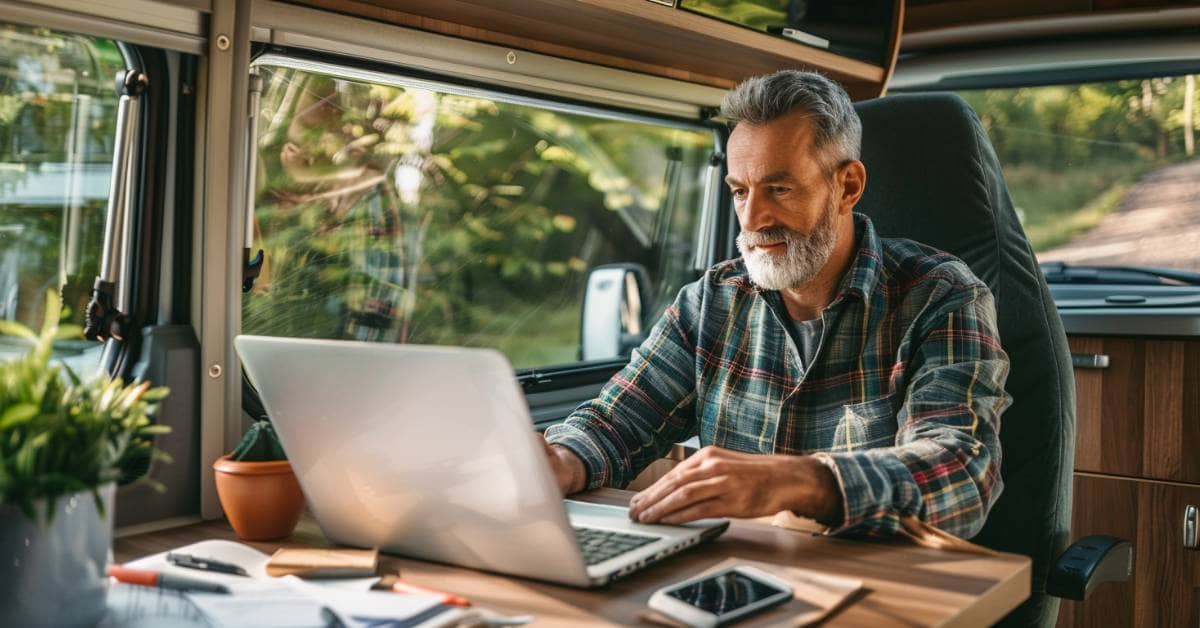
[0,23,124,371]
[243,61,717,369]
[959,76,1200,271]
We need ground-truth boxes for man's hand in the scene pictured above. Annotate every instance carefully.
[538,434,588,496]
[627,446,843,526]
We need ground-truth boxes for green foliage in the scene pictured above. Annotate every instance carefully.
[230,420,287,462]
[242,65,711,368]
[960,77,1199,253]
[0,292,170,525]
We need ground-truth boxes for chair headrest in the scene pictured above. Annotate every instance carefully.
[853,93,1020,293]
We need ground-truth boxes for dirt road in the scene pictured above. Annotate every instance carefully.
[1038,158,1200,271]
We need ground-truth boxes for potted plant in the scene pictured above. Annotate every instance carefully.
[0,293,170,628]
[213,417,305,541]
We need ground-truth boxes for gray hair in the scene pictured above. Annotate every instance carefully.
[720,70,862,172]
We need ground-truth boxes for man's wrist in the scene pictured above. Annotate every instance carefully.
[782,455,844,525]
[549,443,588,494]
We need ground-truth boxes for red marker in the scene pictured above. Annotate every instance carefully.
[376,576,471,608]
[107,565,231,594]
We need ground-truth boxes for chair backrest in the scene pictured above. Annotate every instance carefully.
[852,93,1075,627]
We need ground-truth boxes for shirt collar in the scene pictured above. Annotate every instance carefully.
[832,212,883,305]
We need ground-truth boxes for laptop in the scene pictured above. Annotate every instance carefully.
[234,335,728,587]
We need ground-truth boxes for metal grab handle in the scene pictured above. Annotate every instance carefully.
[1071,352,1110,369]
[1186,505,1198,550]
[85,70,147,341]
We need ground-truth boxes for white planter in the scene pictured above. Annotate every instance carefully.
[0,482,115,628]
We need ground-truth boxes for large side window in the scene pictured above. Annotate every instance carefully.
[0,23,125,372]
[242,59,718,370]
[959,76,1200,272]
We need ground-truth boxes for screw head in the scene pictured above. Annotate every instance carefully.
[506,51,517,65]
[208,364,223,379]
[216,34,231,51]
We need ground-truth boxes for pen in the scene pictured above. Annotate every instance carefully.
[107,565,231,594]
[376,576,471,608]
[167,552,250,576]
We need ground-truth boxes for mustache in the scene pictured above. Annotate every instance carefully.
[737,226,802,247]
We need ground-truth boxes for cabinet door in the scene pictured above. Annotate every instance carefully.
[1058,474,1200,627]
[1069,336,1200,483]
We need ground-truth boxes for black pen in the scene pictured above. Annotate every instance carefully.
[166,552,250,577]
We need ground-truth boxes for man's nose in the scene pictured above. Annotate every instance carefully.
[738,190,773,233]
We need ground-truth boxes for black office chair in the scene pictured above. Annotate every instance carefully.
[852,93,1130,627]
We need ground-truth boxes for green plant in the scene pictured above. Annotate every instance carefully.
[230,419,287,462]
[0,292,170,524]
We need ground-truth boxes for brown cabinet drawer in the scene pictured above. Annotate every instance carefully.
[1069,336,1200,482]
[1059,474,1200,628]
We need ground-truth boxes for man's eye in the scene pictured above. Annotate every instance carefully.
[768,186,790,195]
[731,189,747,200]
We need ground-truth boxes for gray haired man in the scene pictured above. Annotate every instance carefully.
[541,70,1008,538]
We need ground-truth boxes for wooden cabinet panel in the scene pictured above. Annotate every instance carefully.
[1059,474,1200,628]
[1068,336,1200,483]
[286,0,900,96]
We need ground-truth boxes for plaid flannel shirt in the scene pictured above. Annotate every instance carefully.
[546,213,1010,538]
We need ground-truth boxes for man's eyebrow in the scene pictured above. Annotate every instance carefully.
[724,171,794,187]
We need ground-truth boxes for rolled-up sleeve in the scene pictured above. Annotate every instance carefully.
[545,283,701,490]
[812,280,1009,539]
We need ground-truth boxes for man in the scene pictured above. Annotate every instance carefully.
[543,70,1010,538]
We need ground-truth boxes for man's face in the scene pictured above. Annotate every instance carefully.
[726,112,846,291]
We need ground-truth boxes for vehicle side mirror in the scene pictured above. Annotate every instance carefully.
[580,264,652,361]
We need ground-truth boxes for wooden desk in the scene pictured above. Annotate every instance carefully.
[114,490,1030,627]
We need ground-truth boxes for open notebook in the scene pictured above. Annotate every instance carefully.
[101,540,470,628]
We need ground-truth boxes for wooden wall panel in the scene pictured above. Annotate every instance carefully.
[1060,474,1200,628]
[1058,475,1137,628]
[1068,336,1200,483]
[1143,340,1185,480]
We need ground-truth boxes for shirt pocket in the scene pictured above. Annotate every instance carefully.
[828,394,898,453]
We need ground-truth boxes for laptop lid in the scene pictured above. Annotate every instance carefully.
[234,335,593,586]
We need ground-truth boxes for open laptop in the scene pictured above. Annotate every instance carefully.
[234,335,728,587]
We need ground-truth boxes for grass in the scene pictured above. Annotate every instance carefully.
[1004,161,1152,252]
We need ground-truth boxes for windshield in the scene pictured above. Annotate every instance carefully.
[958,74,1200,276]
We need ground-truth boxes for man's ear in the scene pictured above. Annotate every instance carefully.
[836,160,866,213]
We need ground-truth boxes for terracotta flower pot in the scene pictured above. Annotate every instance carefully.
[212,455,305,541]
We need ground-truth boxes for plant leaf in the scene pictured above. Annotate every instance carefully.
[0,403,38,430]
[0,320,37,341]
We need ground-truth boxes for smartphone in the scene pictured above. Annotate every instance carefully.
[647,565,793,627]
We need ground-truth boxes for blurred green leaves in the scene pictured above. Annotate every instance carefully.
[0,291,170,525]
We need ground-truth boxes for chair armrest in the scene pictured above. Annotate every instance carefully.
[1046,535,1132,601]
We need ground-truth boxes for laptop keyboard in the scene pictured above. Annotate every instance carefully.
[573,527,659,565]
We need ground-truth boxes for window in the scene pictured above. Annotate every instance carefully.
[242,58,719,370]
[958,75,1200,271]
[0,23,125,372]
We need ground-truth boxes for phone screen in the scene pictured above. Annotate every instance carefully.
[665,570,787,615]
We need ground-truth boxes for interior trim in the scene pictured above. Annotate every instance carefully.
[891,34,1200,91]
[0,0,206,54]
[902,7,1200,52]
[251,0,725,119]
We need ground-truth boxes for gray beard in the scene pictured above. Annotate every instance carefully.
[736,204,839,291]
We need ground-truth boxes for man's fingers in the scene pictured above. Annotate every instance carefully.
[657,498,723,525]
[634,476,726,524]
[629,463,722,521]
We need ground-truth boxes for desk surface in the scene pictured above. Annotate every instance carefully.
[114,490,1030,627]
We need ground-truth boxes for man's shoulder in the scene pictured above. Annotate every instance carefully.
[876,235,987,294]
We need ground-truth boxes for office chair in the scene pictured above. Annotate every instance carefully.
[852,93,1130,627]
